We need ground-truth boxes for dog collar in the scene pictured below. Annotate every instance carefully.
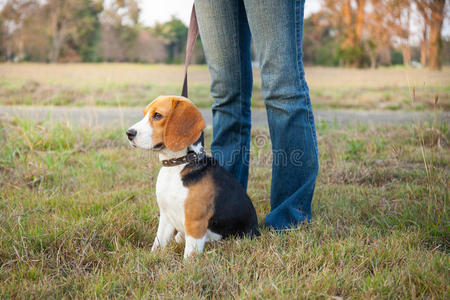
[161,151,205,167]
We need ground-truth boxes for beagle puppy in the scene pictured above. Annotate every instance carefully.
[126,96,259,259]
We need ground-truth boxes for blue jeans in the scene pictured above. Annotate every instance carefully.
[195,0,319,230]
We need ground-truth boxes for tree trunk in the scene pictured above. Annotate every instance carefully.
[49,3,64,63]
[50,33,64,63]
[420,41,428,67]
[341,0,367,68]
[355,0,366,42]
[428,0,445,70]
[420,23,428,67]
[342,0,354,49]
[402,44,411,66]
[355,0,366,68]
[370,52,377,69]
[401,3,411,66]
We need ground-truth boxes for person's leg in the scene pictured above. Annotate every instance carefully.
[194,0,253,190]
[244,0,319,229]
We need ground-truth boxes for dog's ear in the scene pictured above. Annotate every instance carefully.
[163,98,205,151]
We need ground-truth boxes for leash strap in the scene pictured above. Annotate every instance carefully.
[181,5,199,98]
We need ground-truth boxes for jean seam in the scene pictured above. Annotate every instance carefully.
[294,0,319,163]
[294,0,304,103]
[234,0,244,180]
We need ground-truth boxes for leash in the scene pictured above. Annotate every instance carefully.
[181,5,199,98]
[160,6,203,168]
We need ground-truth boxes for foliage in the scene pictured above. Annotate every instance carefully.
[153,17,189,64]
[56,0,104,62]
[0,0,103,62]
[0,0,445,67]
[391,49,405,65]
[303,14,340,66]
[74,1,103,62]
[309,0,446,69]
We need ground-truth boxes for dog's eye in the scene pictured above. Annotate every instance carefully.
[152,112,163,120]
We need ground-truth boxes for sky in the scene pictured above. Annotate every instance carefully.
[139,0,322,26]
[139,0,449,43]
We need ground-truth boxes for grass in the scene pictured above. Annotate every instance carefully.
[0,116,448,298]
[0,63,449,110]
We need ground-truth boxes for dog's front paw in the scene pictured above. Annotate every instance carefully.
[151,239,160,252]
[183,235,206,260]
[183,249,194,260]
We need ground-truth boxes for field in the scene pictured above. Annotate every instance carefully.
[1,63,449,111]
[0,116,448,298]
[0,63,449,298]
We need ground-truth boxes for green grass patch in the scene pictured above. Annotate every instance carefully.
[0,117,448,298]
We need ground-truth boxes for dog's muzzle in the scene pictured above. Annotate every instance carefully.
[126,129,137,141]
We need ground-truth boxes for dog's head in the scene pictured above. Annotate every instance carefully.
[126,96,205,152]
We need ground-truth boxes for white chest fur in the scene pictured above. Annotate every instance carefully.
[155,164,188,233]
[153,151,222,260]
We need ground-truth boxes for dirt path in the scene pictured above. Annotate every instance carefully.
[1,105,448,128]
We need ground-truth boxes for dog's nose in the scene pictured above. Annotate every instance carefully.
[126,129,137,141]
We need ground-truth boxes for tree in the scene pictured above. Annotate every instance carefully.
[364,0,400,68]
[0,0,40,61]
[428,0,445,70]
[47,0,77,62]
[302,11,340,66]
[73,1,103,62]
[0,14,5,61]
[342,0,366,67]
[100,0,141,61]
[45,0,102,62]
[323,0,369,67]
[416,0,446,70]
[400,4,412,66]
[319,0,447,69]
[416,1,430,66]
[0,0,172,63]
[385,0,413,66]
[153,17,188,63]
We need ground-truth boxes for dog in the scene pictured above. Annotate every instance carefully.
[126,95,259,259]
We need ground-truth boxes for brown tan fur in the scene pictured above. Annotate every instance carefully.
[163,97,205,151]
[144,96,205,151]
[183,171,216,239]
[144,97,173,147]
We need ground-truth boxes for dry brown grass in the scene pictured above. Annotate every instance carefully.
[0,63,449,110]
[1,63,449,88]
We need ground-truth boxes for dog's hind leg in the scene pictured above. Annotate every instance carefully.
[206,229,222,242]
